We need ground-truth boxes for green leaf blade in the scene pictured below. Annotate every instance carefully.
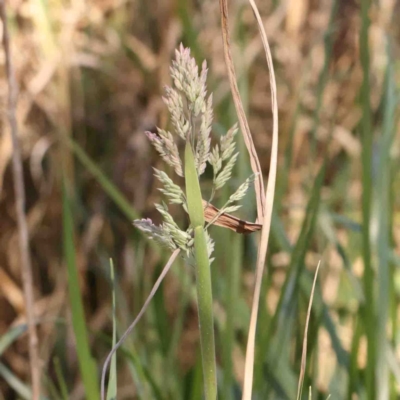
[62,181,100,400]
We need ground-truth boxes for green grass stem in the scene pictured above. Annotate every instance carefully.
[185,142,217,399]
[106,260,117,400]
[359,1,375,397]
[53,358,69,400]
[376,54,397,399]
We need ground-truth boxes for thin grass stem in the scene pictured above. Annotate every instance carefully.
[359,1,375,397]
[185,142,217,399]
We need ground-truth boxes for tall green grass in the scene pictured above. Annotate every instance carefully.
[59,10,398,399]
[4,1,400,399]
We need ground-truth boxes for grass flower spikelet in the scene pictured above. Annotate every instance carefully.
[163,86,190,140]
[153,168,186,205]
[228,174,257,203]
[215,152,239,190]
[145,130,183,176]
[133,218,176,250]
[221,123,238,161]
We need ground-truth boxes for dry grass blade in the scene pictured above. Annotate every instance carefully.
[296,261,321,400]
[100,248,180,400]
[219,0,265,224]
[0,3,41,398]
[240,0,279,399]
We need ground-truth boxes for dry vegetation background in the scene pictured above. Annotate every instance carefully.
[0,0,400,399]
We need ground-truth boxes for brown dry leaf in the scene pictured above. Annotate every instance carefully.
[0,132,12,194]
[202,200,262,234]
[12,289,66,327]
[125,35,158,72]
[285,0,308,35]
[0,268,25,313]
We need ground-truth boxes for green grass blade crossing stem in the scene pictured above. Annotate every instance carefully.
[106,259,118,400]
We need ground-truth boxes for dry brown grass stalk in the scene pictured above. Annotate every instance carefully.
[219,0,279,398]
[242,1,279,398]
[219,0,265,224]
[0,2,41,398]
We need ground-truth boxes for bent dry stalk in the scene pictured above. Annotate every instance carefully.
[133,45,256,399]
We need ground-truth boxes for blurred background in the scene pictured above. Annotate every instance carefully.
[0,0,399,399]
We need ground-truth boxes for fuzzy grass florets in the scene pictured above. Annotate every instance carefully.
[134,44,255,263]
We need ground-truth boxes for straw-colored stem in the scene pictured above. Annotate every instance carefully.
[185,142,217,399]
[0,3,41,398]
